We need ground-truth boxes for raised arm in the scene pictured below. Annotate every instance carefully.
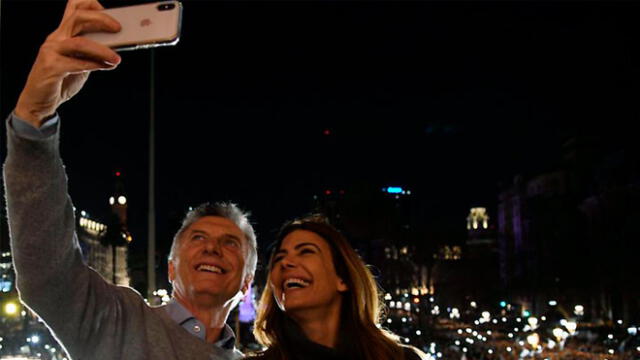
[3,1,124,357]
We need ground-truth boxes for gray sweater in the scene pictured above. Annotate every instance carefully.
[3,115,243,360]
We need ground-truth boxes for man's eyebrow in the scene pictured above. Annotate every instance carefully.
[188,230,241,241]
[188,229,208,236]
[220,234,242,242]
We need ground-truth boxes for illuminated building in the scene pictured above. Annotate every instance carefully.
[498,135,640,322]
[77,172,132,286]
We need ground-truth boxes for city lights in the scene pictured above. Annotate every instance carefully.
[3,302,18,316]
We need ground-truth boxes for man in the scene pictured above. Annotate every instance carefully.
[3,0,256,359]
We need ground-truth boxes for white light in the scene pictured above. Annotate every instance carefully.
[553,328,564,340]
[455,340,461,346]
[516,317,522,322]
[404,302,411,311]
[574,305,584,316]
[404,338,410,343]
[507,347,512,352]
[541,316,547,321]
[466,328,472,334]
[387,318,392,324]
[31,335,40,344]
[617,320,623,325]
[384,293,392,301]
[470,301,477,308]
[527,333,540,347]
[508,333,514,338]
[109,196,115,205]
[548,300,557,306]
[457,329,463,335]
[566,321,577,335]
[608,334,614,340]
[462,348,467,353]
[628,327,637,336]
[502,317,507,322]
[528,317,539,328]
[81,210,86,216]
[117,196,127,205]
[482,311,491,321]
[488,349,493,354]
[487,330,492,335]
[402,317,407,323]
[416,330,421,336]
[492,319,498,324]
[389,301,395,308]
[608,349,614,355]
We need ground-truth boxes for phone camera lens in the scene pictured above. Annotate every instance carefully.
[158,3,175,11]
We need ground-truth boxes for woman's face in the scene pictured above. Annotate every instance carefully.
[270,229,348,314]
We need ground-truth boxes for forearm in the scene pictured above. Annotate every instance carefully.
[3,113,80,290]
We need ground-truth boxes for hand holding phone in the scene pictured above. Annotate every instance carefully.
[81,1,182,51]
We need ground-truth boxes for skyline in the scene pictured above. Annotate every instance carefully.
[2,1,639,266]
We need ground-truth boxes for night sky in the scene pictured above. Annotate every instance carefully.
[2,1,640,286]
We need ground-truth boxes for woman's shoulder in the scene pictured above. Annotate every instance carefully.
[402,346,426,360]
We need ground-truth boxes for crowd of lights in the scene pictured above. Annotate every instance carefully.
[381,293,640,360]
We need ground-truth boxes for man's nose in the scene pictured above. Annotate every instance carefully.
[203,238,222,256]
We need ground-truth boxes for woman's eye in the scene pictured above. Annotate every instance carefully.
[192,235,205,241]
[273,255,284,263]
[300,248,315,255]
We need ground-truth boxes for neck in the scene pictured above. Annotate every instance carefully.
[290,299,343,349]
[174,294,234,343]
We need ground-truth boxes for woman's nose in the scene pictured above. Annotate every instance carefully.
[280,255,296,268]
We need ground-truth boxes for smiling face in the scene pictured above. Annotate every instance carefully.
[169,216,252,308]
[269,229,348,315]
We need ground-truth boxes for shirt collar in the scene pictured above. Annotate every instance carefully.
[164,298,237,350]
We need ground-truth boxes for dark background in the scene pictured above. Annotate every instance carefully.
[2,0,640,289]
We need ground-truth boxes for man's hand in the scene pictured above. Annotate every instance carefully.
[14,0,122,128]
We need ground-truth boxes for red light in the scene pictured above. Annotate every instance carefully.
[325,190,332,195]
[323,129,331,136]
[115,172,121,177]
[339,190,345,195]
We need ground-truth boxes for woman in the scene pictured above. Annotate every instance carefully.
[249,214,425,360]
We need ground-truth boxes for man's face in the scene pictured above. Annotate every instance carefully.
[169,216,252,307]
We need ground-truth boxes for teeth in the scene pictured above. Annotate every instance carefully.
[284,278,310,289]
[197,264,223,274]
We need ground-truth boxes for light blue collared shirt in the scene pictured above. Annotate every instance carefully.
[10,112,59,139]
[164,299,237,351]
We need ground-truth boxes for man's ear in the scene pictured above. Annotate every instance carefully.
[337,278,348,292]
[168,260,176,283]
[241,274,254,295]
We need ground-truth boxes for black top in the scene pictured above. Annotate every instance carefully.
[248,318,423,360]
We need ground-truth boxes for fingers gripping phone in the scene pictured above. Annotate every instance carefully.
[82,1,182,51]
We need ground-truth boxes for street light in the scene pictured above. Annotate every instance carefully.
[4,301,19,316]
[527,333,540,351]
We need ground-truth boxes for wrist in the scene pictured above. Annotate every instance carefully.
[14,103,53,129]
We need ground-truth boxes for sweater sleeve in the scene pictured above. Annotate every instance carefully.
[3,113,128,359]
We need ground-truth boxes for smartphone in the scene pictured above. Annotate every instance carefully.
[81,1,182,51]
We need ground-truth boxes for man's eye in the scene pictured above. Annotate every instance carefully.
[192,235,205,241]
[224,238,240,248]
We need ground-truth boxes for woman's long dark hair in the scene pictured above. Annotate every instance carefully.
[252,215,423,360]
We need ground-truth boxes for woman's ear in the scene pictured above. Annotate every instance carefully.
[337,278,348,292]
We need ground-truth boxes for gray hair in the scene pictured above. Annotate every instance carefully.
[168,202,258,276]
